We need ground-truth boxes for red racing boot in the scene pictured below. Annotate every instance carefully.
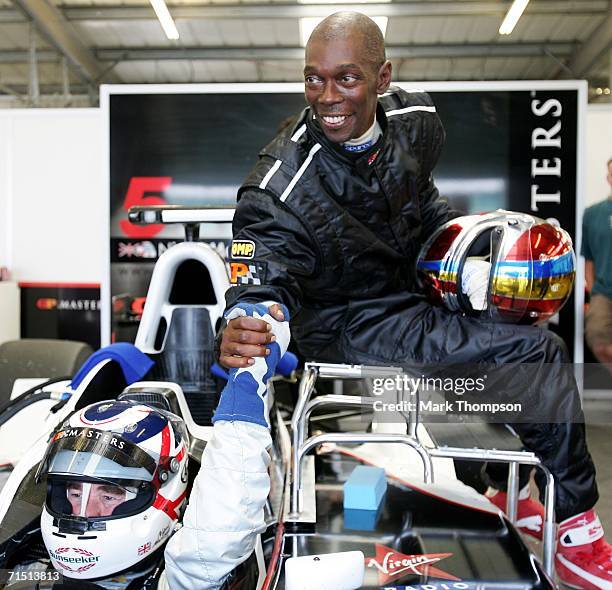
[555,509,612,589]
[487,486,544,541]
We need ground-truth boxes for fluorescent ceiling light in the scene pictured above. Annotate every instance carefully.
[499,0,530,35]
[298,0,390,3]
[150,0,180,40]
[299,15,388,46]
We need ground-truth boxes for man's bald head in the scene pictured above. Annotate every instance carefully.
[307,12,386,74]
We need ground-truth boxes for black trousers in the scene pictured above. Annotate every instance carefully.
[294,291,599,521]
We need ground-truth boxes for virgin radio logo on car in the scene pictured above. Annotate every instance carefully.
[366,544,460,585]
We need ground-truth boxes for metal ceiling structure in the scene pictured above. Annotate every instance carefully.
[0,0,610,107]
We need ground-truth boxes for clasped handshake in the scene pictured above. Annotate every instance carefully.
[219,303,288,369]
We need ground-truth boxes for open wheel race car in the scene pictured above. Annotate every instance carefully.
[0,207,557,590]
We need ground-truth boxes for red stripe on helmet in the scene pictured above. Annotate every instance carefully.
[153,490,188,521]
[160,423,171,458]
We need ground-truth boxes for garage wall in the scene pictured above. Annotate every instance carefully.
[585,104,612,209]
[0,108,104,282]
[0,99,609,284]
[0,117,11,272]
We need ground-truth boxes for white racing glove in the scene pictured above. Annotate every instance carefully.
[461,258,491,311]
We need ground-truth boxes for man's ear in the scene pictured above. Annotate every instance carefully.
[376,60,392,94]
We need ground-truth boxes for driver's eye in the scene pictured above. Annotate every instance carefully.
[103,494,122,502]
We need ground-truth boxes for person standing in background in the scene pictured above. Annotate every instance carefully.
[582,157,612,366]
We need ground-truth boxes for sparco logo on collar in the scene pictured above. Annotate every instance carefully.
[231,240,255,259]
[366,544,460,585]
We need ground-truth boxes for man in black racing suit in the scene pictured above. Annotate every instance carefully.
[218,12,612,588]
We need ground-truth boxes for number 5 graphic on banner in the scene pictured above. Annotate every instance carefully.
[119,177,172,238]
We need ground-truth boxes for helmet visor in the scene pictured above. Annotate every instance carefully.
[37,427,157,483]
[54,479,138,518]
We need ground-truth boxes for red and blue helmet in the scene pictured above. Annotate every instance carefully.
[416,210,575,324]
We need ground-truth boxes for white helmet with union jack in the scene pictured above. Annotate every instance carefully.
[38,399,189,580]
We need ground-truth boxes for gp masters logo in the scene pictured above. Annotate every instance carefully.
[231,240,255,259]
[36,298,58,310]
[36,298,99,311]
[366,544,460,585]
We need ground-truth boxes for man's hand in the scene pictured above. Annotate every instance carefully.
[219,304,286,369]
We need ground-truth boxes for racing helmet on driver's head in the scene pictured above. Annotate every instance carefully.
[38,399,189,581]
[416,209,575,325]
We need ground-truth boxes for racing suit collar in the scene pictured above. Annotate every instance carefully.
[306,102,388,168]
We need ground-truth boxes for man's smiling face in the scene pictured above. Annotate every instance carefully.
[304,35,391,144]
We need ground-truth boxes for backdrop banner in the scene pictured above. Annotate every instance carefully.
[105,83,582,358]
[20,283,101,349]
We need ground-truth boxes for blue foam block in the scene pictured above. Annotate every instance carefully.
[344,507,382,531]
[343,466,387,511]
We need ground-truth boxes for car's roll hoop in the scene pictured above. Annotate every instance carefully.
[289,363,433,519]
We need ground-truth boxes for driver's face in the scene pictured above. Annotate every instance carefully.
[67,482,126,517]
